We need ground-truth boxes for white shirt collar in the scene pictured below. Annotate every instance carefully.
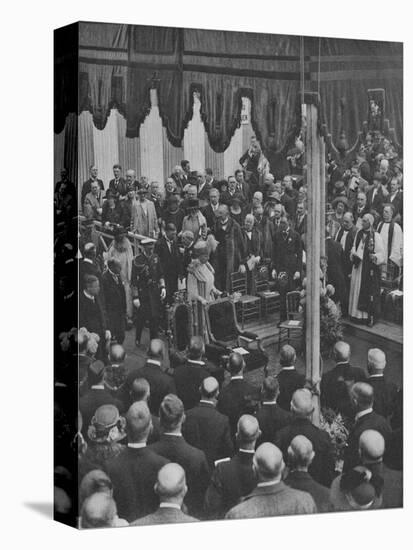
[355,407,373,421]
[369,373,384,378]
[128,442,147,449]
[231,375,244,380]
[200,399,215,405]
[239,448,255,454]
[281,366,295,371]
[83,290,95,301]
[91,384,105,390]
[163,432,182,437]
[147,359,161,367]
[159,503,181,510]
[257,480,281,487]
[83,258,93,264]
[188,359,205,366]
[262,401,277,405]
[335,361,349,366]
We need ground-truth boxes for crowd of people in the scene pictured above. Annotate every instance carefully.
[53,130,403,527]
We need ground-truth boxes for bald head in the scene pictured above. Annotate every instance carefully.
[291,389,314,418]
[287,435,314,470]
[359,430,385,463]
[155,463,187,503]
[367,348,386,374]
[79,470,112,506]
[351,382,374,411]
[188,335,205,360]
[126,401,152,443]
[131,377,150,403]
[236,415,260,446]
[148,338,164,361]
[228,352,245,376]
[254,443,284,481]
[200,377,219,400]
[81,493,117,529]
[280,345,296,367]
[110,344,126,365]
[333,341,351,363]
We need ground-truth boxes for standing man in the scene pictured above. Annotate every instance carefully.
[255,376,292,445]
[131,239,166,346]
[335,212,357,314]
[202,188,221,230]
[132,187,159,238]
[235,168,251,203]
[102,258,127,345]
[325,227,347,307]
[108,164,127,200]
[294,202,307,236]
[348,213,385,325]
[82,165,104,205]
[276,345,305,412]
[155,223,182,305]
[83,180,104,221]
[366,348,399,421]
[272,219,302,321]
[353,192,370,230]
[377,204,403,273]
[79,274,110,359]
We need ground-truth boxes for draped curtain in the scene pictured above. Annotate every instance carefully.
[56,22,403,160]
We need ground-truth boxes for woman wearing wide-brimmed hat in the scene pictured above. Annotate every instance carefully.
[187,240,221,306]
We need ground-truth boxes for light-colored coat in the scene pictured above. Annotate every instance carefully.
[132,199,158,237]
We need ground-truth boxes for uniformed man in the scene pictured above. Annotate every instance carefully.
[132,238,166,347]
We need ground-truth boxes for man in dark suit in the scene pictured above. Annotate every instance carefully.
[195,171,212,207]
[183,377,233,469]
[272,220,302,320]
[255,376,292,445]
[204,414,260,519]
[293,201,307,236]
[79,274,109,359]
[366,348,399,421]
[217,352,259,437]
[225,442,316,519]
[335,212,357,313]
[155,223,182,305]
[353,192,370,229]
[275,180,295,219]
[124,339,176,415]
[276,345,305,412]
[321,341,367,420]
[343,382,392,472]
[235,168,251,203]
[202,187,221,230]
[173,336,209,411]
[325,230,347,307]
[284,435,332,513]
[367,172,386,220]
[108,164,127,200]
[81,165,104,205]
[388,177,403,222]
[132,463,198,525]
[149,394,210,518]
[79,360,124,436]
[101,258,127,345]
[79,243,103,290]
[106,401,169,523]
[275,389,335,487]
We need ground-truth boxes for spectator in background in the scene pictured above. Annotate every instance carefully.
[102,190,123,226]
[83,180,104,221]
[276,345,305,412]
[81,492,128,528]
[108,164,127,200]
[366,348,398,421]
[132,187,159,238]
[255,376,292,445]
[82,165,104,205]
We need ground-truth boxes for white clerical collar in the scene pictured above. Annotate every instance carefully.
[257,480,281,487]
[128,442,147,449]
[188,359,205,365]
[91,385,105,390]
[200,399,215,405]
[83,258,93,264]
[281,366,295,371]
[369,373,384,378]
[231,375,244,380]
[147,359,161,367]
[262,401,277,405]
[159,503,181,510]
[355,407,373,421]
[83,290,95,301]
[239,449,255,454]
[163,432,182,437]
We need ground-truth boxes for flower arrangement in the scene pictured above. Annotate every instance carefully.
[320,407,349,473]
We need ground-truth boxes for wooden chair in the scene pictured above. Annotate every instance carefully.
[254,267,280,319]
[278,290,304,350]
[230,271,261,329]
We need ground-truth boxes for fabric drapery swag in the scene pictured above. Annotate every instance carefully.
[54,23,403,154]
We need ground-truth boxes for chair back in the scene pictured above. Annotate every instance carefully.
[205,298,239,343]
[255,267,270,293]
[381,262,399,291]
[167,302,192,351]
[230,271,248,295]
[286,290,301,319]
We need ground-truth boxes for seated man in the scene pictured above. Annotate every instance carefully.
[83,180,104,220]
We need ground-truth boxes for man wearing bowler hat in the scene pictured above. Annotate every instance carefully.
[131,238,166,347]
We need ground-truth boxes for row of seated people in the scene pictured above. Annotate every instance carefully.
[57,335,403,527]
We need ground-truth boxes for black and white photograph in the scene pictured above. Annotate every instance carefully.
[52,20,404,529]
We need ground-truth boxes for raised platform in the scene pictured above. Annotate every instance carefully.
[342,318,403,353]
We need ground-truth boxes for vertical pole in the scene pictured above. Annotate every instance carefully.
[319,138,326,258]
[304,94,322,426]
